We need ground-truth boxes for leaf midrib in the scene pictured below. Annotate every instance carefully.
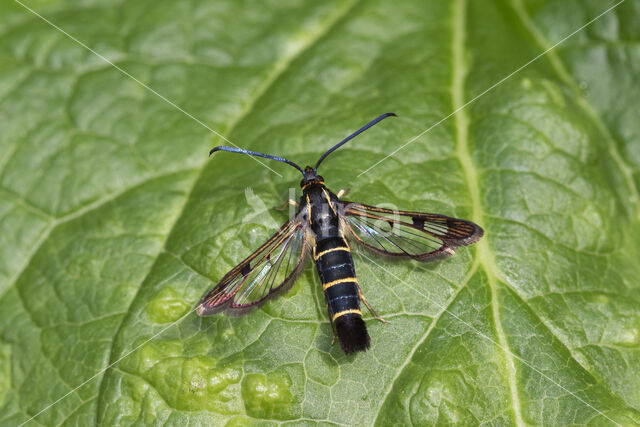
[451,0,525,424]
[369,1,525,424]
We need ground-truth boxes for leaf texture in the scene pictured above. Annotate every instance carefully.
[0,0,639,425]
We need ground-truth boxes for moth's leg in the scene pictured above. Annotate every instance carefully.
[274,198,298,211]
[330,324,337,346]
[327,305,337,346]
[336,188,350,199]
[357,284,389,323]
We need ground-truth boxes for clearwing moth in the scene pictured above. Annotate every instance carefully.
[197,113,483,354]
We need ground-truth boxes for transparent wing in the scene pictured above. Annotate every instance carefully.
[197,218,309,315]
[343,202,483,260]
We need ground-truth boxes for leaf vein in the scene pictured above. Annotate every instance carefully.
[92,1,363,422]
[504,284,637,412]
[451,0,526,424]
[371,259,479,424]
[510,0,640,218]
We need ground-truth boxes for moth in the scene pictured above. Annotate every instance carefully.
[197,113,484,354]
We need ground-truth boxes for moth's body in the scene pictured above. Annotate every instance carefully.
[299,170,369,353]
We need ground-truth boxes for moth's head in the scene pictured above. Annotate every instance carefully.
[300,166,324,189]
[209,114,396,191]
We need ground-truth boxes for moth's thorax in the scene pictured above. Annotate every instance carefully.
[300,185,342,240]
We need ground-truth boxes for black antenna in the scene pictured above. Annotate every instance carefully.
[314,112,396,171]
[210,146,304,174]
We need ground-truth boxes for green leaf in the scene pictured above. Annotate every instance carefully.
[1,0,639,425]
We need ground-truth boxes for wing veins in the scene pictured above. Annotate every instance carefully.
[198,216,309,314]
[353,218,414,256]
[357,216,443,248]
[357,217,427,254]
[236,228,296,306]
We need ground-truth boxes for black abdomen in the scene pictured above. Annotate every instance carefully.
[314,236,370,354]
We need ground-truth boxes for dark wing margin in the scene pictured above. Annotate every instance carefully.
[343,202,483,260]
[197,217,309,316]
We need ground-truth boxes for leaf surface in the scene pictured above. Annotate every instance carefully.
[0,0,639,425]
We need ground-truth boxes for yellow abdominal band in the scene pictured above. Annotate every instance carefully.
[332,309,362,321]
